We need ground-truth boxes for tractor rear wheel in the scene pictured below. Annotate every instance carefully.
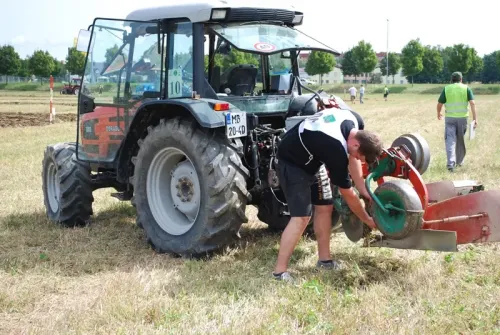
[42,142,94,226]
[132,117,251,256]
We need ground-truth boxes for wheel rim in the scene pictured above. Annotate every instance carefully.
[46,161,60,213]
[74,88,79,95]
[146,147,201,235]
[373,189,406,234]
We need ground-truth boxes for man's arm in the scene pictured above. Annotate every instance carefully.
[468,88,477,128]
[470,99,477,128]
[437,103,444,120]
[348,155,370,201]
[437,89,446,120]
[338,186,375,228]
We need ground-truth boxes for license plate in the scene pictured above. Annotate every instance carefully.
[224,112,247,139]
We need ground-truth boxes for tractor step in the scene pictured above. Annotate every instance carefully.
[111,192,133,201]
[365,229,458,252]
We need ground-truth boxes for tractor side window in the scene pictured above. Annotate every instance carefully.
[167,22,193,99]
[80,19,161,104]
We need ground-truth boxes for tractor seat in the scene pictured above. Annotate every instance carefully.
[219,65,258,96]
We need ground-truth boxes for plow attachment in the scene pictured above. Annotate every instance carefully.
[346,133,500,252]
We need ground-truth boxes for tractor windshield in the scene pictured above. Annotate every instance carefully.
[210,23,337,55]
[203,23,338,114]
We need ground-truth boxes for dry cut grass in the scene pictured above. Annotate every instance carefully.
[0,93,499,334]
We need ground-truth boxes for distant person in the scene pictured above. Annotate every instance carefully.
[348,85,357,103]
[359,84,365,104]
[98,84,103,96]
[383,86,389,101]
[436,71,477,172]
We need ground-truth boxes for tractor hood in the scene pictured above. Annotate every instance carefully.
[210,23,340,56]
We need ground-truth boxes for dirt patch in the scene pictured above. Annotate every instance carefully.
[0,112,77,128]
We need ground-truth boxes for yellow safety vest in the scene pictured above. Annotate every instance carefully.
[444,83,469,118]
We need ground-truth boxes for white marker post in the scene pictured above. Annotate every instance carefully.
[49,75,55,123]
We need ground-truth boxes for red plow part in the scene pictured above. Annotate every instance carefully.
[423,190,500,245]
[360,135,500,252]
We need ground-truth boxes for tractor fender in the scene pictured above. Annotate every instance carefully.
[115,98,231,183]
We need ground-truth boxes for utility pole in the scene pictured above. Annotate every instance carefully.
[386,19,389,84]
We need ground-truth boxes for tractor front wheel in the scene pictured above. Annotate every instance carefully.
[41,142,94,226]
[132,117,251,256]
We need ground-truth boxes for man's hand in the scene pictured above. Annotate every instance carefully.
[437,102,444,120]
[339,187,376,229]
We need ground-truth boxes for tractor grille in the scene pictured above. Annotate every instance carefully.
[226,8,296,24]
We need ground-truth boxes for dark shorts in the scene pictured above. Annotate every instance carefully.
[277,161,333,217]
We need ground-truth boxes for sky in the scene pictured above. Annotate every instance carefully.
[2,0,497,61]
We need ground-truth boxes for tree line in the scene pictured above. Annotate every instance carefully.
[2,38,500,85]
[304,39,500,85]
[0,45,85,83]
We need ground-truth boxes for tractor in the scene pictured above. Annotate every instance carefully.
[60,77,82,95]
[42,1,344,256]
[42,1,500,256]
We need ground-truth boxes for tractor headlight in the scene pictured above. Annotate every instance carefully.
[292,14,303,24]
[211,9,227,20]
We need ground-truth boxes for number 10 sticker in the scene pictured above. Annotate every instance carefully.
[168,69,183,98]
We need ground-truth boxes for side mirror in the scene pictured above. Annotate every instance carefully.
[76,29,91,52]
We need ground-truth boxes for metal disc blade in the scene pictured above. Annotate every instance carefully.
[342,214,364,242]
[406,133,431,175]
[391,135,422,172]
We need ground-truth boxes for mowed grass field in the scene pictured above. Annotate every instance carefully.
[0,89,499,334]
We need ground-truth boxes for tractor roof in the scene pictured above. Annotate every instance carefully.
[125,0,302,25]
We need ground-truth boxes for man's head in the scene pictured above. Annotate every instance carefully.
[451,71,463,83]
[347,130,384,164]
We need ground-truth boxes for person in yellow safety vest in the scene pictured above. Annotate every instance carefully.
[437,71,477,172]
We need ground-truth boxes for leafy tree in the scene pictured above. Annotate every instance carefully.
[401,39,425,85]
[0,45,22,83]
[379,53,401,84]
[482,51,500,83]
[65,47,86,76]
[422,46,443,83]
[447,44,473,74]
[204,54,224,70]
[51,59,66,77]
[305,51,336,84]
[464,49,483,82]
[17,58,31,78]
[221,49,259,72]
[29,50,55,84]
[340,49,361,80]
[351,40,378,83]
[497,52,500,73]
[105,44,120,65]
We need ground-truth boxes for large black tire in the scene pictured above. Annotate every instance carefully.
[132,117,251,256]
[42,142,94,226]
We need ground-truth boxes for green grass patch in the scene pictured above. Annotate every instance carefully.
[0,82,65,92]
[372,86,407,94]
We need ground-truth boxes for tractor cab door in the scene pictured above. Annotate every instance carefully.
[75,18,164,164]
[74,18,195,165]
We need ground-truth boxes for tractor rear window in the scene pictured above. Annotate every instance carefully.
[211,23,338,55]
